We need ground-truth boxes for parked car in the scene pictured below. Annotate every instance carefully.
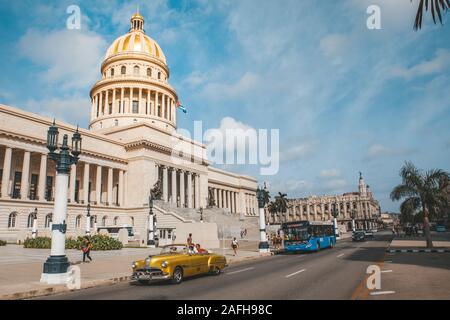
[131,244,227,285]
[352,231,366,242]
[364,230,374,238]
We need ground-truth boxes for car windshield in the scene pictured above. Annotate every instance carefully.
[160,245,189,255]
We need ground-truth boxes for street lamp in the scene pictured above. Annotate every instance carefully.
[41,121,82,285]
[31,208,38,239]
[147,195,156,247]
[331,203,340,240]
[350,209,357,232]
[85,203,91,236]
[256,185,270,253]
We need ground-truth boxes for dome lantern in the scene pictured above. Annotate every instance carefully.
[130,11,145,32]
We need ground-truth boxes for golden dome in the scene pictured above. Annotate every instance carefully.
[104,13,166,64]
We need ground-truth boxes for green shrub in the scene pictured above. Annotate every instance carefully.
[0,240,7,246]
[23,237,51,249]
[23,235,123,250]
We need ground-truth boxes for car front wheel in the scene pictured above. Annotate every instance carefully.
[210,266,221,275]
[171,267,184,284]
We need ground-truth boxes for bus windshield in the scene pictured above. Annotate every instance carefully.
[284,226,310,242]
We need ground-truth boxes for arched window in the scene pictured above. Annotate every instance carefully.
[27,213,34,228]
[157,72,161,80]
[110,68,115,77]
[130,217,135,227]
[75,215,82,229]
[91,215,96,229]
[121,66,126,75]
[102,216,108,227]
[113,216,119,226]
[8,212,17,228]
[147,68,152,77]
[45,214,52,228]
[134,65,140,76]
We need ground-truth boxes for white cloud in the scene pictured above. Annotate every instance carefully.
[282,142,317,162]
[24,95,90,127]
[391,49,450,79]
[320,169,342,178]
[18,28,107,89]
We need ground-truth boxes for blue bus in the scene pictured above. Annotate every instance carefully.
[281,221,336,252]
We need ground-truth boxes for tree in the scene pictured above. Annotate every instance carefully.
[274,192,289,222]
[390,161,449,247]
[413,0,450,30]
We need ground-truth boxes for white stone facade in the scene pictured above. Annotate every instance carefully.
[0,13,257,245]
[268,174,381,231]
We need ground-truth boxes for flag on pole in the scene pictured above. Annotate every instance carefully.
[176,100,188,114]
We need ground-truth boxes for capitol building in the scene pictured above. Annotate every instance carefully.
[0,13,258,246]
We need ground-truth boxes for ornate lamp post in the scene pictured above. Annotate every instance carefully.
[256,186,270,253]
[31,208,38,239]
[147,195,156,248]
[350,209,357,232]
[85,203,91,236]
[41,121,81,284]
[331,203,340,240]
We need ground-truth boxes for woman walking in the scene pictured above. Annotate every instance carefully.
[231,237,239,256]
[81,236,93,263]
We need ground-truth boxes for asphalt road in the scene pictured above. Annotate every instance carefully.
[37,232,392,300]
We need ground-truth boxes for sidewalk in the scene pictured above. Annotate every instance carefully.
[0,244,270,300]
[388,232,450,252]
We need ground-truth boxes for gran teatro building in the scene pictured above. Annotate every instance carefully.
[270,174,381,231]
[0,13,258,245]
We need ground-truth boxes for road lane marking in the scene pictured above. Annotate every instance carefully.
[285,269,306,278]
[370,291,395,296]
[337,253,345,258]
[226,267,254,275]
[381,270,392,273]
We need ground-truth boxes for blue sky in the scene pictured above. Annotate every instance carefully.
[0,0,449,212]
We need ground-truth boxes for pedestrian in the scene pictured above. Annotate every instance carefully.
[187,233,193,250]
[231,237,238,256]
[81,236,93,263]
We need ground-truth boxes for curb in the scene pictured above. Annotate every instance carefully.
[387,248,450,253]
[0,253,272,300]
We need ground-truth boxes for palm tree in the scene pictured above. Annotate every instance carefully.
[390,161,449,247]
[274,192,289,222]
[413,0,450,30]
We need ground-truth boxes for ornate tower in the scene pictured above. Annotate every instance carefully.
[358,172,367,196]
[89,12,178,132]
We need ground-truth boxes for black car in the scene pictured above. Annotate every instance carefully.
[352,231,365,242]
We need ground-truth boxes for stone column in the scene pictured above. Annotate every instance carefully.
[138,87,143,114]
[38,153,47,201]
[155,92,159,117]
[105,90,109,114]
[225,190,230,211]
[112,88,117,113]
[1,147,12,198]
[69,163,76,203]
[99,92,103,115]
[162,94,166,119]
[171,168,177,205]
[120,88,125,113]
[218,189,222,208]
[162,166,168,202]
[230,191,235,213]
[123,171,128,207]
[147,90,151,114]
[20,151,31,200]
[83,163,90,204]
[194,174,200,209]
[179,170,185,208]
[95,165,102,204]
[187,172,193,209]
[118,170,124,206]
[214,188,218,207]
[107,167,113,206]
[129,87,133,113]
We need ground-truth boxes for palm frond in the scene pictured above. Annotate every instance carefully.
[413,0,450,30]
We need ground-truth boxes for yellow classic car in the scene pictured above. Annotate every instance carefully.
[131,244,227,284]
